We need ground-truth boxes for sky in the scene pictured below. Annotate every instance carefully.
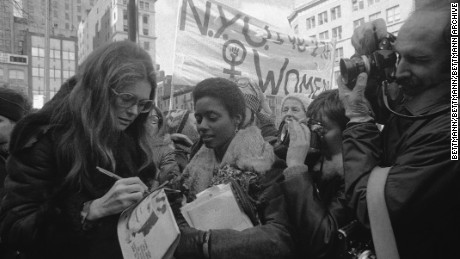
[154,0,295,75]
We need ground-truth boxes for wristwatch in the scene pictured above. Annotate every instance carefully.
[80,200,97,231]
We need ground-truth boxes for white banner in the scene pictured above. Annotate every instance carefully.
[173,0,335,98]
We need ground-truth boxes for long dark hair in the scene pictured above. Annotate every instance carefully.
[51,41,157,185]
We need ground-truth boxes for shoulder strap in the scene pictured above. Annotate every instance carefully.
[367,166,400,259]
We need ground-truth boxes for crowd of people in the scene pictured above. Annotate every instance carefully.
[0,1,458,259]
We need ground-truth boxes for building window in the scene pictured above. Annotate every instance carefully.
[32,47,45,57]
[369,12,381,21]
[332,26,342,40]
[310,35,317,40]
[123,10,127,20]
[387,5,400,24]
[0,68,3,79]
[54,10,58,18]
[144,41,150,50]
[65,23,70,30]
[65,3,69,10]
[335,47,344,63]
[318,11,328,25]
[306,16,315,30]
[368,0,380,6]
[139,1,144,9]
[143,14,149,24]
[77,6,81,12]
[319,31,329,40]
[352,0,364,11]
[353,18,365,29]
[77,15,81,22]
[145,2,149,10]
[9,69,25,80]
[65,13,69,20]
[143,28,149,35]
[331,6,341,20]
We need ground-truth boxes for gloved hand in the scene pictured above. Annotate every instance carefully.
[174,227,208,259]
[352,18,388,55]
[338,73,374,123]
[286,119,310,168]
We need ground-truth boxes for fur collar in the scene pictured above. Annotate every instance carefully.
[182,126,275,195]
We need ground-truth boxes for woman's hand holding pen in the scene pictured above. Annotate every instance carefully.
[86,177,148,220]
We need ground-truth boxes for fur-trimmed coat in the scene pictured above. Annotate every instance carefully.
[182,126,277,200]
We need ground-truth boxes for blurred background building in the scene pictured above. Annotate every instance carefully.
[288,0,416,86]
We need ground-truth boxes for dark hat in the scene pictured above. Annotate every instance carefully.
[0,87,31,122]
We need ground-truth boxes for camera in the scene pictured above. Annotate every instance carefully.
[340,35,397,89]
[277,119,324,155]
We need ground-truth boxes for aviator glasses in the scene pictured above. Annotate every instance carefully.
[111,88,154,113]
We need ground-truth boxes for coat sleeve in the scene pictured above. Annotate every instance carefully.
[0,132,87,252]
[209,181,294,259]
[281,165,349,259]
[341,122,381,226]
[342,120,459,226]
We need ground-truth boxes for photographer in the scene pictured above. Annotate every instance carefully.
[338,2,460,258]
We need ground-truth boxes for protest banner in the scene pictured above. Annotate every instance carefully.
[172,0,335,99]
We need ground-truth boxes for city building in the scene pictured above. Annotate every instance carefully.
[78,0,157,65]
[288,0,416,86]
[0,0,94,105]
[0,51,29,96]
[28,33,77,104]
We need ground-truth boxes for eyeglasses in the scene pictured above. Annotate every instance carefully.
[111,88,154,113]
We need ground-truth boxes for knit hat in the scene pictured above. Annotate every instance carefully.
[165,109,200,144]
[0,87,31,122]
[234,77,272,115]
[281,93,313,115]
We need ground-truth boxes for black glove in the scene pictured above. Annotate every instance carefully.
[174,227,208,259]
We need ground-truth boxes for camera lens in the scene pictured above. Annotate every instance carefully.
[339,56,369,88]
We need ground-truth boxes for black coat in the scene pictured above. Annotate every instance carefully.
[342,92,460,258]
[0,112,157,259]
[207,164,349,259]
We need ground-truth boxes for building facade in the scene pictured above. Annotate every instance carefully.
[0,0,93,104]
[288,0,415,86]
[78,0,156,65]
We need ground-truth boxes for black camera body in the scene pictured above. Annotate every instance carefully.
[276,120,324,168]
[340,35,397,89]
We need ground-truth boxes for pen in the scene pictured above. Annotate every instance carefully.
[96,166,122,180]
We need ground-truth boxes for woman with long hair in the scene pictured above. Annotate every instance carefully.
[0,41,157,259]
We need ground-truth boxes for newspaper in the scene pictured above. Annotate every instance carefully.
[118,189,180,259]
[181,183,253,231]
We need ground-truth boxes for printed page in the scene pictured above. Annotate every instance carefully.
[118,189,180,259]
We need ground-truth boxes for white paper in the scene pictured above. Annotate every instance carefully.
[181,183,253,231]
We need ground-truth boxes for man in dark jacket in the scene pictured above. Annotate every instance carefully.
[338,1,459,258]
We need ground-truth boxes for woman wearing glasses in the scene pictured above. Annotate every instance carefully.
[0,41,157,259]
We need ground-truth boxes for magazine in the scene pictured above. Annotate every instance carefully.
[118,189,180,259]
